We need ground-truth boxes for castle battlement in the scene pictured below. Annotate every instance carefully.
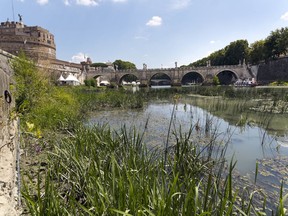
[0,21,25,28]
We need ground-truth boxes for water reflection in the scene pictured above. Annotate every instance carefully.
[89,101,288,174]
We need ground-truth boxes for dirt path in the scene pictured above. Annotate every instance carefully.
[0,119,20,216]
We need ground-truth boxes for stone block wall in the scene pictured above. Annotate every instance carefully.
[0,50,13,124]
[257,57,288,83]
[0,49,19,215]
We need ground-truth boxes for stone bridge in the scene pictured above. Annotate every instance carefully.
[87,64,254,86]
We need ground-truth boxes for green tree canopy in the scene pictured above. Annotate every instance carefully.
[265,27,288,60]
[224,40,249,65]
[210,49,226,65]
[249,40,266,64]
[189,40,249,67]
[188,27,288,66]
[90,62,108,68]
[113,60,137,70]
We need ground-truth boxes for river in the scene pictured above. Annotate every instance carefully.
[88,97,288,175]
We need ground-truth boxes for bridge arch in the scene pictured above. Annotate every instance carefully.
[91,74,111,86]
[216,70,238,85]
[181,71,204,85]
[119,73,139,85]
[92,74,102,79]
[150,72,172,86]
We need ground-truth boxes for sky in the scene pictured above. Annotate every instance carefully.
[1,0,288,68]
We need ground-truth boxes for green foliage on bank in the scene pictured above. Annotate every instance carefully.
[11,51,49,114]
[189,40,249,67]
[188,27,288,66]
[269,81,288,86]
[12,53,144,133]
[11,53,81,132]
[84,78,97,87]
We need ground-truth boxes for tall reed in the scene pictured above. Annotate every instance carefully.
[21,120,280,215]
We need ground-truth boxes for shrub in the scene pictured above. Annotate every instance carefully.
[11,51,49,114]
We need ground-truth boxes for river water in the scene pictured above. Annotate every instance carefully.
[88,99,288,175]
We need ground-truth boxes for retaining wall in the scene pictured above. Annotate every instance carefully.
[257,57,288,83]
[0,49,19,215]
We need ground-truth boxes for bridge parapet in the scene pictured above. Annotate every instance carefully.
[115,64,246,73]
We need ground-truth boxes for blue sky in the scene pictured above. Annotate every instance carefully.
[1,0,288,68]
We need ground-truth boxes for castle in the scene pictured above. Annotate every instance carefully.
[0,16,56,62]
[0,16,89,84]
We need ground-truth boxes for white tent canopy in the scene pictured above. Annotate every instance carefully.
[58,73,80,86]
[65,73,80,82]
[58,74,66,81]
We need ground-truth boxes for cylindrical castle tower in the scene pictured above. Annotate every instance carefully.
[0,19,56,62]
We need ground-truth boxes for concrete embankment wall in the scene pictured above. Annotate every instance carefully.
[257,57,288,83]
[0,49,19,215]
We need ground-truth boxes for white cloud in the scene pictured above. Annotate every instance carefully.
[170,0,191,10]
[146,16,162,27]
[71,52,88,63]
[281,12,288,21]
[75,0,99,6]
[64,0,71,6]
[210,40,215,44]
[63,0,125,6]
[36,0,49,5]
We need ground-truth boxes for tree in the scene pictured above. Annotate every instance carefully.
[188,57,208,67]
[275,27,288,56]
[188,27,288,67]
[265,29,282,59]
[113,60,137,70]
[210,49,226,65]
[224,40,249,65]
[90,62,108,68]
[249,40,266,64]
[189,40,249,66]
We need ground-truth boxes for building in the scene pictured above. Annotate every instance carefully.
[0,18,56,63]
[0,16,89,85]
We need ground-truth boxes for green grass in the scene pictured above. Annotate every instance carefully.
[21,123,252,215]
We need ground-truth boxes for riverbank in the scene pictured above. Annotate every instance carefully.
[11,53,288,215]
[17,87,288,215]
